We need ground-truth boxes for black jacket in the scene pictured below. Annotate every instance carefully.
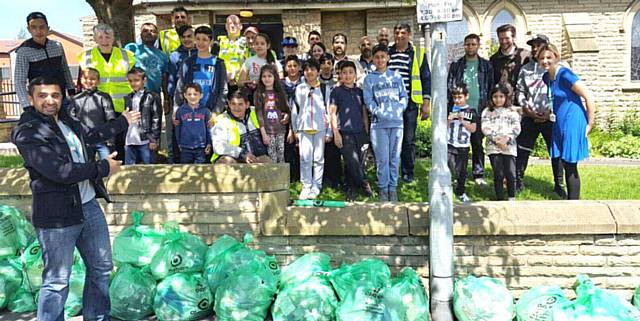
[123,90,162,144]
[69,89,117,129]
[447,56,494,112]
[490,46,530,101]
[11,106,129,228]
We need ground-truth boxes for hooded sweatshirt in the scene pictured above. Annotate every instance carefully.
[363,68,408,129]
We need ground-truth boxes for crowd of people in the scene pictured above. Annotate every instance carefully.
[13,8,595,203]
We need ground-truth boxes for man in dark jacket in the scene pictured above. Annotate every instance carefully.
[490,24,530,101]
[447,33,494,186]
[11,76,139,321]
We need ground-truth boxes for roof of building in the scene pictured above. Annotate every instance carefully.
[0,40,22,54]
[0,30,82,54]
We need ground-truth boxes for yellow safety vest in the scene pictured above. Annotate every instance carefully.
[217,35,249,81]
[411,46,426,104]
[212,108,260,162]
[78,47,135,113]
[159,28,181,56]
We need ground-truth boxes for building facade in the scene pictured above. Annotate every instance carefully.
[79,0,640,124]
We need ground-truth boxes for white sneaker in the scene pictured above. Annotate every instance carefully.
[457,193,472,203]
[299,188,311,200]
[474,178,488,187]
[309,186,321,199]
[508,197,516,201]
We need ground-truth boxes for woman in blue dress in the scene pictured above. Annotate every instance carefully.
[538,44,595,199]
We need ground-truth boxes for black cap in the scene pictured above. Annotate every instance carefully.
[26,12,48,25]
[526,34,549,46]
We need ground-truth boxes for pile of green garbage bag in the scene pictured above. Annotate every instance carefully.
[515,285,571,321]
[272,253,337,321]
[113,211,165,267]
[154,272,212,321]
[149,222,207,280]
[454,275,514,321]
[330,258,391,321]
[382,268,430,321]
[0,259,22,310]
[553,274,640,321]
[204,233,280,293]
[214,260,278,321]
[635,285,640,309]
[110,264,157,320]
[64,259,86,318]
[0,205,35,260]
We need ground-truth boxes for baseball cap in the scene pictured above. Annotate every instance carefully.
[26,12,48,25]
[282,36,298,47]
[526,34,549,46]
[244,26,259,35]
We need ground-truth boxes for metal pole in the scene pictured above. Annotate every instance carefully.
[428,21,454,321]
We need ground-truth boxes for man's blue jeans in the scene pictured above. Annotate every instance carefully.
[36,198,113,321]
[125,144,152,165]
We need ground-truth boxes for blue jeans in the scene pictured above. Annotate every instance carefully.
[36,198,113,321]
[125,144,152,165]
[371,127,403,192]
[95,143,110,160]
[180,147,207,164]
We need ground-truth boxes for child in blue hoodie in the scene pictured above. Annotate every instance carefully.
[363,44,408,202]
[175,83,212,163]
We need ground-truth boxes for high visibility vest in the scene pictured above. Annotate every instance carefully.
[411,46,426,104]
[217,35,248,81]
[159,28,181,56]
[212,108,260,162]
[78,47,135,113]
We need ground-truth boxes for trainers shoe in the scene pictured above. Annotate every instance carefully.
[508,197,516,201]
[346,190,357,202]
[402,174,414,183]
[554,184,568,199]
[456,193,471,203]
[515,181,525,193]
[379,191,389,202]
[309,187,321,199]
[474,178,488,187]
[362,182,374,198]
[299,188,311,200]
[389,190,399,202]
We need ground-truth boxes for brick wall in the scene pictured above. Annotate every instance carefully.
[321,11,367,56]
[1,165,639,299]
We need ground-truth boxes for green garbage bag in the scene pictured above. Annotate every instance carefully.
[635,284,640,309]
[382,268,430,321]
[553,274,640,321]
[214,260,278,321]
[20,239,44,293]
[64,259,86,319]
[204,234,239,267]
[113,211,165,267]
[329,258,391,301]
[279,253,331,288]
[205,233,280,293]
[110,264,157,320]
[154,272,213,321]
[0,205,35,260]
[149,222,207,280]
[0,258,22,310]
[515,285,571,321]
[453,275,514,321]
[7,284,36,313]
[272,275,338,321]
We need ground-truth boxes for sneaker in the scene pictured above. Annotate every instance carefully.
[554,184,568,199]
[309,187,321,199]
[379,191,389,202]
[508,197,516,201]
[389,190,399,202]
[299,188,311,200]
[456,193,471,203]
[402,175,414,183]
[362,182,374,198]
[346,190,357,202]
[474,178,488,187]
[515,181,525,193]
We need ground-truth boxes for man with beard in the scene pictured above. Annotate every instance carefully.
[490,24,529,101]
[125,23,168,97]
[159,7,190,56]
[377,27,391,47]
[332,33,364,82]
[358,36,375,75]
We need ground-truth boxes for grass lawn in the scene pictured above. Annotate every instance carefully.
[0,155,637,201]
[292,159,640,202]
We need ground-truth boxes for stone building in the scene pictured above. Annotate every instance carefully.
[80,0,640,124]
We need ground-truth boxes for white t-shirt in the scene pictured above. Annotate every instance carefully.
[242,55,283,82]
[57,121,96,204]
[125,90,149,146]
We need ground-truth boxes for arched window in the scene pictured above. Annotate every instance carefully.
[491,9,515,44]
[482,0,528,54]
[447,17,469,63]
[631,11,640,81]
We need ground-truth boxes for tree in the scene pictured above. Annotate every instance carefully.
[16,28,28,40]
[85,0,135,46]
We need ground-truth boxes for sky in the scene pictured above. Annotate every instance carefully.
[0,0,95,40]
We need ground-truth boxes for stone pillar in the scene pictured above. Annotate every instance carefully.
[282,10,321,54]
[80,15,99,49]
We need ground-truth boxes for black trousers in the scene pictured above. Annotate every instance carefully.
[401,102,418,179]
[339,132,369,193]
[447,146,470,196]
[563,161,580,200]
[111,111,126,162]
[489,154,516,200]
[285,138,300,183]
[516,117,564,187]
[471,125,485,179]
[323,139,343,189]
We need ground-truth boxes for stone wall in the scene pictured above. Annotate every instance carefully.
[1,165,640,299]
[282,9,321,55]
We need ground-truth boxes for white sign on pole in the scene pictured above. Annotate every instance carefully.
[416,0,463,24]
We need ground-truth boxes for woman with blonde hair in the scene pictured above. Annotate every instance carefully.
[538,43,595,200]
